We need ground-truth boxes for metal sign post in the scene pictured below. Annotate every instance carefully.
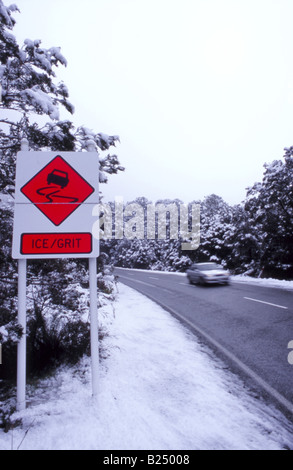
[89,256,99,397]
[87,140,99,398]
[17,258,27,411]
[16,139,29,411]
[13,140,100,410]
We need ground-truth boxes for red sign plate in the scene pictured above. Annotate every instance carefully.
[21,155,95,226]
[21,233,92,255]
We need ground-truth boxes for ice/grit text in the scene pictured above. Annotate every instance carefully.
[31,237,82,250]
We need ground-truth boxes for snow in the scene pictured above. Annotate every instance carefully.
[21,87,59,120]
[49,47,67,67]
[231,275,293,291]
[0,2,14,27]
[23,38,34,48]
[7,4,19,13]
[1,283,292,451]
[0,326,8,342]
[2,29,14,42]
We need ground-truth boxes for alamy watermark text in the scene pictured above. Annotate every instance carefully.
[92,198,200,251]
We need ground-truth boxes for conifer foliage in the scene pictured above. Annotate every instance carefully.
[0,0,122,391]
[105,148,293,280]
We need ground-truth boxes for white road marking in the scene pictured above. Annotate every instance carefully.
[119,276,171,293]
[148,276,159,280]
[120,276,153,287]
[244,297,288,310]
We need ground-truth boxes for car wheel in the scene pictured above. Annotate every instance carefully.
[199,277,206,286]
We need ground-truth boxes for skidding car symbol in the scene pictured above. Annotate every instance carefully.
[47,169,69,189]
[36,168,78,203]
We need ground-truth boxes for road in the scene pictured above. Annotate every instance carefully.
[115,267,293,417]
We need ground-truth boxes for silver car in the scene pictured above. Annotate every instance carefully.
[187,262,230,286]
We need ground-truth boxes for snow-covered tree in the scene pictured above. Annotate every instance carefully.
[244,148,293,278]
[0,1,123,194]
[195,194,234,265]
[0,0,122,391]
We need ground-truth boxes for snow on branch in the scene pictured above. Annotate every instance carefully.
[23,39,67,76]
[0,0,19,29]
[20,86,60,120]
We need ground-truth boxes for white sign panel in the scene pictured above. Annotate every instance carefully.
[12,151,99,259]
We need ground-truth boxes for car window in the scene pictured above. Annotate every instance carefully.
[198,264,223,271]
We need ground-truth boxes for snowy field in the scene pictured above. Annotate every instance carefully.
[1,282,293,451]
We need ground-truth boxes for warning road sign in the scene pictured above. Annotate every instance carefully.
[21,155,95,226]
[12,151,99,259]
[13,142,100,413]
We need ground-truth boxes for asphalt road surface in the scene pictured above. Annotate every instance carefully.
[115,267,293,417]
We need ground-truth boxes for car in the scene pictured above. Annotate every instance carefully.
[186,262,230,286]
[47,169,69,189]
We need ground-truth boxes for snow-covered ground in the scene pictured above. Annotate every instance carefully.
[0,282,293,450]
[231,274,293,291]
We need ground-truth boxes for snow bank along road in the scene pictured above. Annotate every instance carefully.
[115,268,293,417]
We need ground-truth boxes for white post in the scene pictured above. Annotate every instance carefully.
[89,257,99,397]
[17,138,29,411]
[87,140,99,397]
[17,259,27,411]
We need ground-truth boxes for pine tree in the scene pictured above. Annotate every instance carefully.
[0,0,123,194]
[244,148,293,278]
[0,0,123,388]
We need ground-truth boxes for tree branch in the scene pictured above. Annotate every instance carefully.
[0,119,20,126]
[0,143,18,150]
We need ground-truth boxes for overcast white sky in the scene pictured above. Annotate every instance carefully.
[12,0,293,205]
